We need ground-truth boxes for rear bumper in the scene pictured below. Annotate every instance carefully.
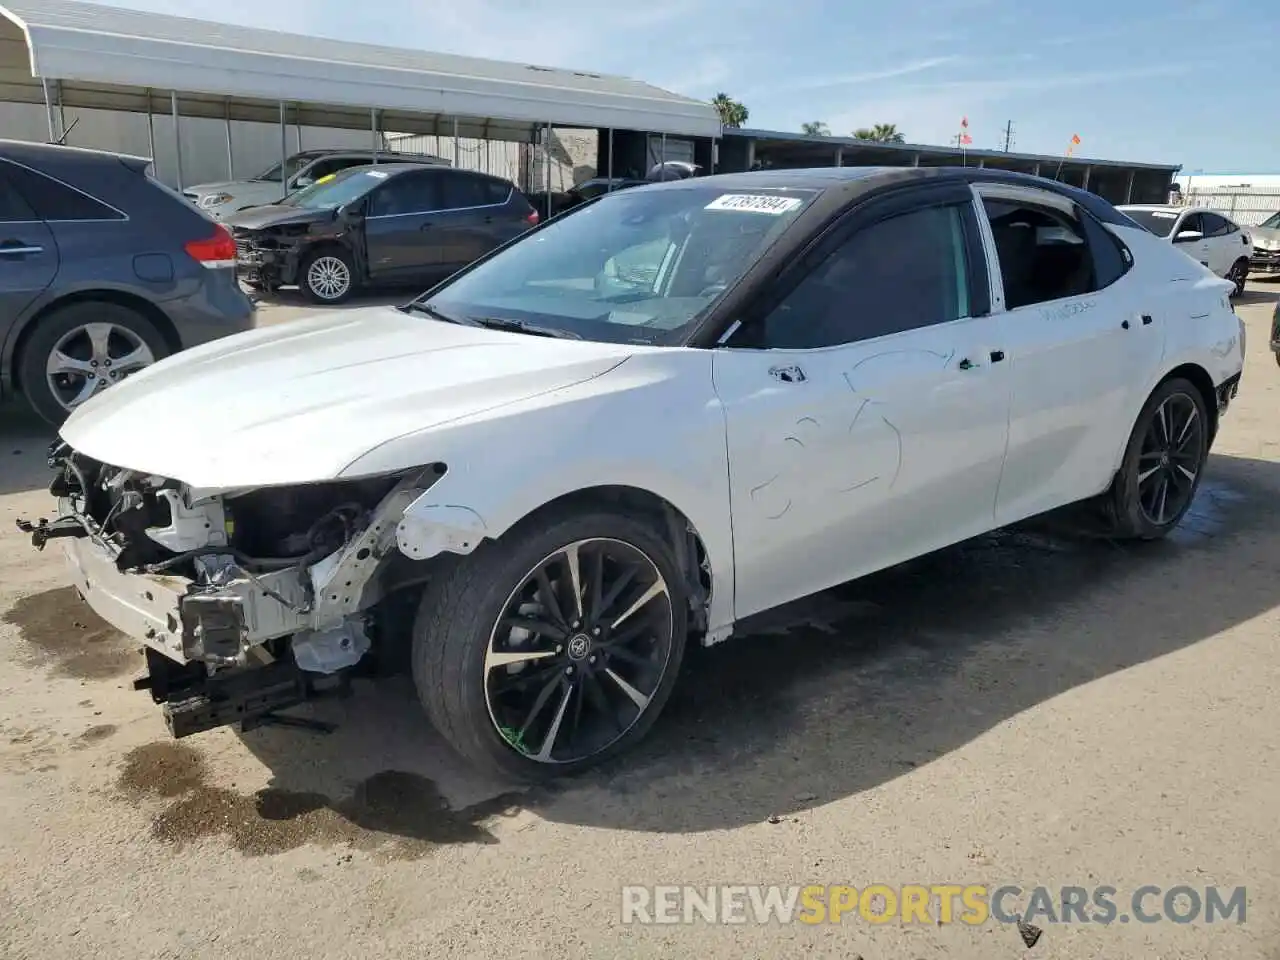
[164,273,257,347]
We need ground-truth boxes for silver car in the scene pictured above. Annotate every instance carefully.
[1249,210,1280,277]
[183,148,449,220]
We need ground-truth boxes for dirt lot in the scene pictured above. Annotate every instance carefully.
[1,286,1278,959]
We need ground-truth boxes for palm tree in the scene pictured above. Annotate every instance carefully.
[801,121,830,136]
[852,123,906,143]
[712,93,749,129]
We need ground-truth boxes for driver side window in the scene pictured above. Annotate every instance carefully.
[735,204,971,350]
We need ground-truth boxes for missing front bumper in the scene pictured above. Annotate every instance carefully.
[61,535,312,665]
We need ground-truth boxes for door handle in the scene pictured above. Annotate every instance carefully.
[419,222,434,231]
[0,244,43,256]
[768,364,806,383]
[989,350,1005,363]
[958,357,978,370]
[1141,314,1153,326]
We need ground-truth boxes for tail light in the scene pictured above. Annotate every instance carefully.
[525,209,540,226]
[184,224,237,268]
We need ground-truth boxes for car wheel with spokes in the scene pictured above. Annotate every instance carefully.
[412,506,688,780]
[18,301,168,426]
[1105,377,1210,539]
[299,247,356,304]
[1227,259,1248,298]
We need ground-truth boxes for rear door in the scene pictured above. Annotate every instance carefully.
[1198,212,1242,277]
[430,171,526,270]
[363,169,445,282]
[0,163,58,327]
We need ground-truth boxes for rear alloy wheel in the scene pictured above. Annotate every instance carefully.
[300,248,355,304]
[412,508,688,780]
[1227,259,1248,298]
[1105,377,1209,539]
[18,301,168,426]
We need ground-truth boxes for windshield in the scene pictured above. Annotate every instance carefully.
[1259,211,1280,230]
[418,185,819,345]
[281,167,388,210]
[251,154,312,183]
[1121,208,1181,238]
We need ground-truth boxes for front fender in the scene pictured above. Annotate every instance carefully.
[342,349,736,636]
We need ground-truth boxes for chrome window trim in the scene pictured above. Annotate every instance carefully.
[0,157,130,223]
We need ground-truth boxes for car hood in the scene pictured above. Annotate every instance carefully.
[59,309,637,490]
[222,204,331,231]
[1251,226,1280,250]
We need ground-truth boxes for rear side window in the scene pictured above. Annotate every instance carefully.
[482,177,514,205]
[438,171,490,209]
[0,159,124,221]
[1080,211,1132,288]
[1200,212,1234,237]
[981,197,1097,309]
[0,171,37,222]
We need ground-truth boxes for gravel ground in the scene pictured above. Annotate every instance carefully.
[1,284,1278,959]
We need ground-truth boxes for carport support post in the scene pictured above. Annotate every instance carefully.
[543,122,552,220]
[170,91,184,191]
[370,109,379,163]
[1081,165,1092,192]
[224,100,234,179]
[911,152,920,167]
[279,102,288,196]
[453,116,460,168]
[660,133,667,168]
[834,147,843,167]
[1124,169,1135,204]
[146,90,156,168]
[606,128,614,190]
[1033,161,1042,178]
[41,77,57,140]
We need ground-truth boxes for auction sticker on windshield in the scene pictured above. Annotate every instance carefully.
[705,194,804,214]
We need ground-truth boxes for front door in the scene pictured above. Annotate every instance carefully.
[714,188,1010,620]
[0,170,57,329]
[1172,211,1212,271]
[363,170,445,283]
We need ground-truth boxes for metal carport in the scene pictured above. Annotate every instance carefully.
[0,0,721,201]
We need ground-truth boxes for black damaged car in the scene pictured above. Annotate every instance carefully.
[226,163,539,303]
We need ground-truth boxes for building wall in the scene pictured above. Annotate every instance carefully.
[2,101,387,187]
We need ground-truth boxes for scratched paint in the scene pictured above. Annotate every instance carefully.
[745,350,958,521]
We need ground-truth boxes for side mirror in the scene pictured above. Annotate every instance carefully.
[1174,230,1203,243]
[293,175,314,190]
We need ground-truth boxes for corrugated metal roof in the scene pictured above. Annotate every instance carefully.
[729,128,1180,173]
[0,0,723,137]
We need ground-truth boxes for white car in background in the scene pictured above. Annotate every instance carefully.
[1118,204,1253,296]
[1247,210,1280,278]
[22,169,1245,779]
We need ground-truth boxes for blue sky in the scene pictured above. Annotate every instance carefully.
[104,0,1278,172]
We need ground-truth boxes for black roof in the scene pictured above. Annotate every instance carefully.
[636,166,1131,226]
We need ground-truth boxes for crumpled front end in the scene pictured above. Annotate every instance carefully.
[19,442,446,736]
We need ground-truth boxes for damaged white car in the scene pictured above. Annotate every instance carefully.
[21,168,1244,779]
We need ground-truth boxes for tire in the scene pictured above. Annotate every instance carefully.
[1227,259,1248,298]
[18,301,169,427]
[299,247,356,304]
[1104,377,1210,540]
[412,505,689,781]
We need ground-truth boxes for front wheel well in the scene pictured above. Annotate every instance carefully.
[507,485,713,635]
[10,290,179,392]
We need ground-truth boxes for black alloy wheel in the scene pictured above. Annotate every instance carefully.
[484,537,676,765]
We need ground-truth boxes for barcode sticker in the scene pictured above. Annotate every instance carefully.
[704,194,803,214]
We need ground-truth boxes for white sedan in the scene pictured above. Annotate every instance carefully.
[22,168,1245,779]
[1118,204,1253,296]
